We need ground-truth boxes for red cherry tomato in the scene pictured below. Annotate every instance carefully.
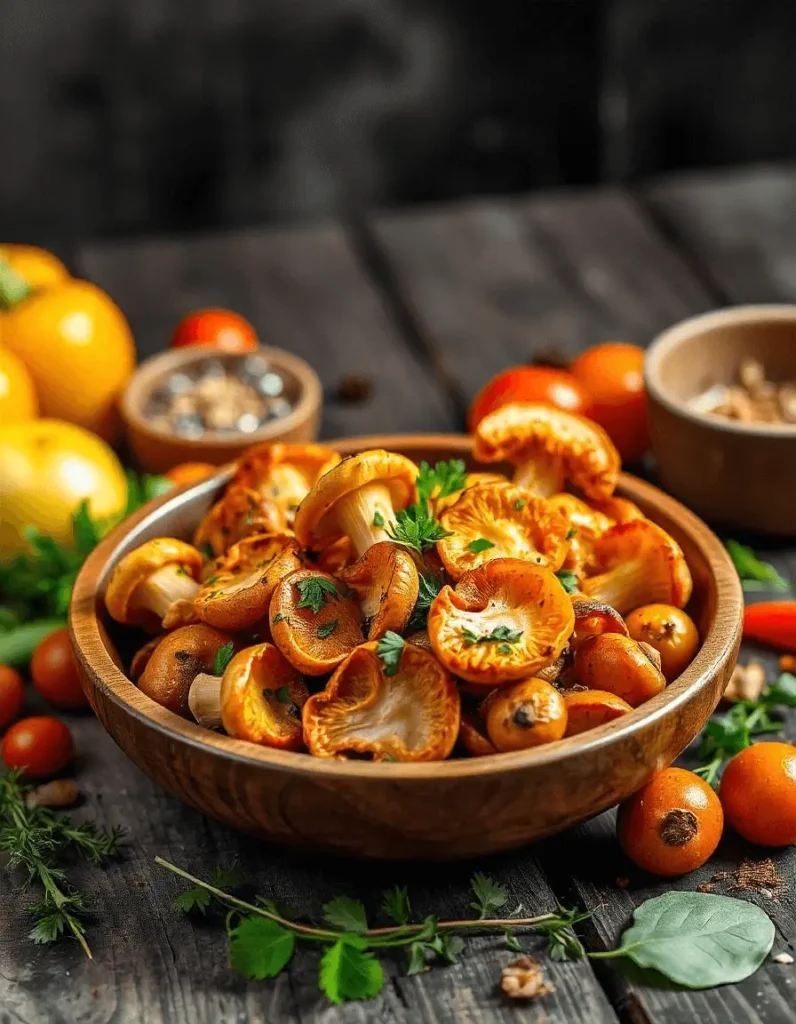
[469,366,589,431]
[170,310,259,353]
[30,628,88,709]
[570,343,648,463]
[0,665,25,730]
[2,716,74,778]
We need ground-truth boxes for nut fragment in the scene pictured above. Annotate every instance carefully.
[723,661,767,703]
[773,952,795,965]
[500,955,554,1000]
[25,779,79,808]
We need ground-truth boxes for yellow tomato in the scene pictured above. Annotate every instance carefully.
[0,348,38,425]
[0,245,70,290]
[0,280,136,442]
[0,419,127,559]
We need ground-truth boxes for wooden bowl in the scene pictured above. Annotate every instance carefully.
[70,435,742,860]
[646,306,796,535]
[121,346,322,474]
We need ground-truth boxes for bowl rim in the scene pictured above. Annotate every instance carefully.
[120,344,323,450]
[645,303,796,438]
[70,433,743,783]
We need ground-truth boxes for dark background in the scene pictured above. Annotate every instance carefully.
[3,0,796,243]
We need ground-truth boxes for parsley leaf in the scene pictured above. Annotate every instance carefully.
[229,917,296,979]
[317,620,338,639]
[468,537,495,554]
[566,527,578,540]
[296,576,339,613]
[275,686,293,704]
[555,570,579,594]
[319,936,384,1004]
[406,941,428,975]
[323,896,369,933]
[726,540,790,591]
[377,631,405,676]
[514,499,526,511]
[372,511,385,527]
[462,624,523,647]
[469,873,508,919]
[427,932,464,964]
[174,886,213,915]
[272,612,287,625]
[407,572,443,632]
[416,459,467,505]
[212,641,235,676]
[386,504,452,553]
[381,886,412,926]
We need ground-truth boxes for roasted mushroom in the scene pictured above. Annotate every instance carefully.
[546,493,614,573]
[434,472,507,515]
[570,598,629,651]
[339,542,419,640]
[573,632,666,706]
[105,538,203,631]
[589,495,645,524]
[303,641,460,761]
[294,449,418,558]
[437,483,570,580]
[219,643,308,750]
[427,558,575,686]
[484,677,568,752]
[562,689,632,736]
[581,520,693,615]
[195,533,302,631]
[137,624,234,715]
[269,569,364,674]
[193,486,284,561]
[458,711,498,757]
[474,403,620,500]
[232,442,341,525]
[129,636,163,680]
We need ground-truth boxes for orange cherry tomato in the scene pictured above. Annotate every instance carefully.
[30,628,88,709]
[0,347,39,426]
[484,677,568,752]
[570,343,648,463]
[719,742,796,847]
[165,462,218,487]
[617,767,723,876]
[0,665,25,730]
[2,716,74,778]
[170,309,258,353]
[626,604,700,682]
[468,366,589,431]
[562,688,632,735]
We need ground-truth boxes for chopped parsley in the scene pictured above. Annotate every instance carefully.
[386,504,452,553]
[467,537,495,554]
[407,572,444,632]
[416,460,467,505]
[212,641,236,675]
[377,631,406,676]
[272,612,288,625]
[462,624,523,648]
[275,686,293,704]
[566,527,578,541]
[555,570,579,594]
[296,576,339,614]
[514,499,526,511]
[373,511,385,528]
[317,620,338,639]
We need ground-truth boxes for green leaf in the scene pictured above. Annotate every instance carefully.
[212,642,235,676]
[174,886,213,915]
[468,538,495,554]
[373,511,385,528]
[416,459,467,505]
[211,866,242,889]
[407,572,443,632]
[229,916,296,980]
[71,501,102,556]
[764,673,796,708]
[377,631,405,676]
[514,499,526,511]
[427,932,464,965]
[555,570,579,594]
[29,911,75,945]
[323,896,369,933]
[317,620,338,639]
[566,527,578,540]
[406,941,428,975]
[614,892,775,988]
[469,873,508,919]
[296,576,339,614]
[504,930,522,952]
[319,935,384,1004]
[275,686,293,704]
[462,624,523,647]
[381,886,411,926]
[386,504,452,553]
[726,540,790,591]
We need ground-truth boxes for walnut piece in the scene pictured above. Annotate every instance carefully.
[500,955,554,1000]
[723,661,767,703]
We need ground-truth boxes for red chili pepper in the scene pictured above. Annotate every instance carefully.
[743,602,796,652]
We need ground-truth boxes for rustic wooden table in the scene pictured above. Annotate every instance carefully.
[3,165,796,1024]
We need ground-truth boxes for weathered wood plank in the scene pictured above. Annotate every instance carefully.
[79,224,458,439]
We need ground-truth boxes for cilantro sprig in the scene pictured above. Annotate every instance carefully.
[383,460,463,553]
[296,576,339,614]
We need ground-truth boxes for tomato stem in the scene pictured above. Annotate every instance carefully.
[0,259,31,310]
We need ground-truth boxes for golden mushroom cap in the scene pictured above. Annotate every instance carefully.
[220,643,308,750]
[232,442,341,524]
[138,624,234,715]
[293,449,418,550]
[105,537,203,625]
[340,541,420,640]
[193,486,284,560]
[474,403,621,500]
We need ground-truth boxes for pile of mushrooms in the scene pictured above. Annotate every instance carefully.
[105,408,700,762]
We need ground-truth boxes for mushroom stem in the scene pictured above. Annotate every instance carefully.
[188,672,222,729]
[513,453,565,496]
[137,566,201,621]
[334,483,393,557]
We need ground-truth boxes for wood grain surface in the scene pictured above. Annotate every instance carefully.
[3,168,796,1024]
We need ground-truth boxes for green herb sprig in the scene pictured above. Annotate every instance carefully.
[384,461,463,553]
[0,772,124,957]
[407,573,444,632]
[296,576,339,614]
[726,540,791,592]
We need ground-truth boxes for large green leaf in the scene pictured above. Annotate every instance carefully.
[229,917,295,980]
[318,936,384,1004]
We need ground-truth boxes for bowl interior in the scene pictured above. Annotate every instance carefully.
[73,434,741,783]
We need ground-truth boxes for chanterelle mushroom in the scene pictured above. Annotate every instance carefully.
[582,520,693,615]
[573,632,666,707]
[195,533,302,631]
[193,486,284,561]
[427,558,575,686]
[546,493,615,574]
[339,541,419,640]
[220,643,309,750]
[137,624,234,715]
[294,449,418,558]
[232,442,341,525]
[302,641,460,761]
[105,538,203,630]
[269,568,364,675]
[437,482,570,580]
[474,403,620,500]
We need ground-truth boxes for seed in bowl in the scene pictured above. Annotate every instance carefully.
[106,405,700,762]
[692,357,796,425]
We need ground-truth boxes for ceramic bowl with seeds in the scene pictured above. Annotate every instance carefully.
[646,305,796,535]
[122,346,322,474]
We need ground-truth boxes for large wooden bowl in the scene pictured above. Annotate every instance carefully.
[70,435,743,860]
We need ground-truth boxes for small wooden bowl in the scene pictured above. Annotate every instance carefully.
[70,435,742,860]
[646,306,796,535]
[121,346,322,474]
